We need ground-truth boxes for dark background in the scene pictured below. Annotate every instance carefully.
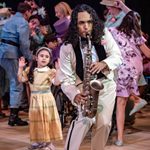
[1,0,150,35]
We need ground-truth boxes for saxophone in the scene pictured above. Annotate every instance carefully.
[80,34,104,118]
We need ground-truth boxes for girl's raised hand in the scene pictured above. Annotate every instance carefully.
[19,57,26,68]
[55,58,60,70]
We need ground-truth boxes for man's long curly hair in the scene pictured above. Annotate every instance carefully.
[64,4,104,47]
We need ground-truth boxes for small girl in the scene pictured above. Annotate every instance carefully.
[18,47,63,150]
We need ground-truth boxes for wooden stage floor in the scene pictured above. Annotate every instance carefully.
[0,105,150,150]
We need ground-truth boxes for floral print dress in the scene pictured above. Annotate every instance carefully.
[109,28,146,97]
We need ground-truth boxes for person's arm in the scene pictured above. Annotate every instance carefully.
[18,21,33,62]
[59,44,81,105]
[90,28,122,75]
[114,0,131,14]
[136,35,150,58]
[140,44,150,58]
[31,29,44,44]
[52,59,61,86]
[99,28,122,73]
[50,68,60,86]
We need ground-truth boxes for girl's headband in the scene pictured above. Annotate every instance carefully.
[36,47,52,57]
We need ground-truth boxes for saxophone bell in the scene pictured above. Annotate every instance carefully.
[90,79,104,91]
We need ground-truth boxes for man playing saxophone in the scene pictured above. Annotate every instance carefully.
[58,4,122,150]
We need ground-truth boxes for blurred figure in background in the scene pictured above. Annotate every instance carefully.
[0,5,12,117]
[54,1,72,43]
[29,14,45,54]
[24,0,53,40]
[52,1,72,69]
[0,2,33,126]
[24,0,42,16]
[45,34,59,63]
[54,1,72,20]
[100,0,130,27]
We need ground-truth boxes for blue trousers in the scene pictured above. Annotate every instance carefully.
[0,58,23,108]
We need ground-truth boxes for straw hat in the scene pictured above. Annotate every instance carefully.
[100,0,125,7]
[0,8,11,17]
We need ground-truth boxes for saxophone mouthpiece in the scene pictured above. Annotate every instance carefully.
[86,33,90,38]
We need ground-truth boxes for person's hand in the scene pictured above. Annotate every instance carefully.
[57,38,62,44]
[90,61,107,74]
[29,23,37,36]
[19,57,26,68]
[30,30,36,37]
[40,26,48,35]
[55,59,60,70]
[31,1,38,9]
[114,0,125,9]
[74,93,87,105]
[51,70,56,79]
[114,0,131,13]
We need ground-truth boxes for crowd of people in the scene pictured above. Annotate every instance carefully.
[0,0,150,150]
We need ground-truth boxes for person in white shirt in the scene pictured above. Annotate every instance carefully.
[58,4,122,150]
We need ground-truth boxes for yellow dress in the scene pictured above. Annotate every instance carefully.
[21,66,63,142]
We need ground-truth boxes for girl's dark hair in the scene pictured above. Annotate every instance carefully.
[28,60,37,84]
[28,14,49,25]
[29,14,41,22]
[117,11,142,38]
[17,2,31,13]
[44,34,57,44]
[28,47,52,84]
[64,4,104,47]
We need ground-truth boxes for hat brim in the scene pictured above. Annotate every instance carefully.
[0,7,11,16]
[100,1,114,7]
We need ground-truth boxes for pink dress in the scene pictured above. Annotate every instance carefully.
[109,28,146,97]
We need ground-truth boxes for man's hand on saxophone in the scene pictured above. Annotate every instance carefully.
[74,93,88,105]
[90,61,107,74]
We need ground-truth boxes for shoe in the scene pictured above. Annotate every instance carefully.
[2,105,9,110]
[28,145,40,150]
[8,108,28,126]
[8,116,28,126]
[49,143,55,150]
[129,99,148,116]
[41,143,55,150]
[19,105,29,112]
[0,112,6,119]
[114,140,123,146]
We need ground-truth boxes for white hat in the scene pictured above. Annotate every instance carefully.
[100,0,125,7]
